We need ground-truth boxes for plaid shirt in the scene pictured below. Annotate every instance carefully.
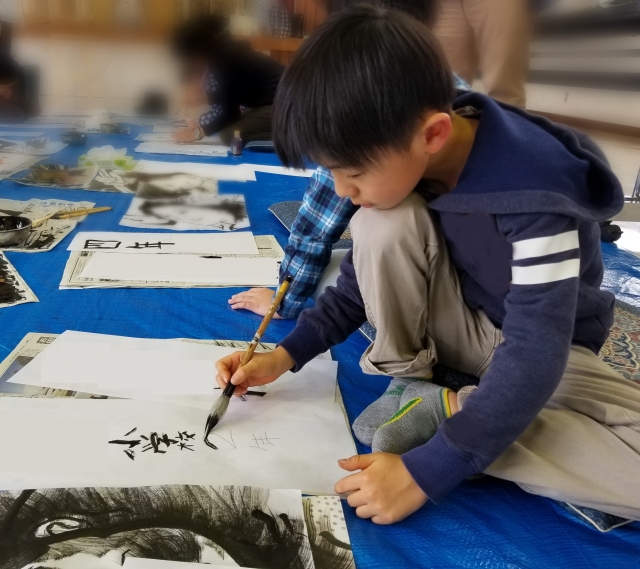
[278,74,471,318]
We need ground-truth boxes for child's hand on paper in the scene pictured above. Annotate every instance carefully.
[215,346,295,397]
[335,453,428,524]
[172,128,200,143]
[228,288,284,318]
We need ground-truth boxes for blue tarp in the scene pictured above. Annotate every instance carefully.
[1,126,639,568]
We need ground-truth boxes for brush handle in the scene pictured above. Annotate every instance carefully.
[221,276,293,398]
[55,207,112,219]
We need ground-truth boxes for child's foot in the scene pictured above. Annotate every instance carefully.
[371,382,452,455]
[352,378,413,446]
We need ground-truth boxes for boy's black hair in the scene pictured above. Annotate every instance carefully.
[273,5,455,170]
[320,0,440,26]
[171,15,228,59]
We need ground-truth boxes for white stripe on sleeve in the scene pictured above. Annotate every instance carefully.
[512,230,579,260]
[512,258,580,285]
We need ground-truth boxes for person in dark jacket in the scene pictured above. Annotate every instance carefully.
[0,19,39,122]
[171,16,284,144]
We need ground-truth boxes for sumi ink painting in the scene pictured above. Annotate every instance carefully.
[0,485,314,569]
[0,252,38,308]
[87,170,220,196]
[121,193,249,232]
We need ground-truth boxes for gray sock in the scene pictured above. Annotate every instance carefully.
[352,378,412,446]
[371,382,452,455]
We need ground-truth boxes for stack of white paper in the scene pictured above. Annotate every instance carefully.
[68,231,260,255]
[61,234,282,289]
[60,234,283,289]
[2,331,355,494]
[8,330,338,404]
[134,159,257,182]
[136,142,230,157]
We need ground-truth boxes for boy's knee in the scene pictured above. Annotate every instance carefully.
[351,192,431,247]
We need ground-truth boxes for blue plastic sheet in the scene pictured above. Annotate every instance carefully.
[0,126,639,568]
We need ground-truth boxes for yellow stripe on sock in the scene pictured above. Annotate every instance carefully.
[441,388,453,418]
[381,397,423,427]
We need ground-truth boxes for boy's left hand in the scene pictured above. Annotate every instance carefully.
[335,453,428,524]
[172,128,200,143]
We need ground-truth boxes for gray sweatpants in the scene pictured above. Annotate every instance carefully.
[350,192,640,520]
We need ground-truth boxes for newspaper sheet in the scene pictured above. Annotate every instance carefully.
[0,198,95,252]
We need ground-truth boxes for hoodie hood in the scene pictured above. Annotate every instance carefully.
[429,92,624,222]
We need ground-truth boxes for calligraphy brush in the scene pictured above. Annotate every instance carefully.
[204,276,293,440]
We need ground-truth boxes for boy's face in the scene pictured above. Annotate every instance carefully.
[328,113,450,210]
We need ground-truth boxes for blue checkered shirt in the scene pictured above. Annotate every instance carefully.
[277,74,471,318]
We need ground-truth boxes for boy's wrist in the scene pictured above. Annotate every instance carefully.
[274,346,295,373]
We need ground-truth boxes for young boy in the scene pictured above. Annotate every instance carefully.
[216,6,640,524]
[228,0,471,318]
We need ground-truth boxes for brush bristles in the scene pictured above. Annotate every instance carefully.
[204,394,231,439]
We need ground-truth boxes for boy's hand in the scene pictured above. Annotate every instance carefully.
[335,453,428,524]
[172,128,200,143]
[187,119,199,130]
[215,346,295,397]
[228,288,284,318]
[0,85,12,100]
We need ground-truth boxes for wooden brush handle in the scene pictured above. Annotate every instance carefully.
[223,276,293,397]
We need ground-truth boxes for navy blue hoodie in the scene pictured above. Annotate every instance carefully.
[280,93,625,503]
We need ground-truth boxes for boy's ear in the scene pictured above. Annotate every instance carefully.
[419,112,452,155]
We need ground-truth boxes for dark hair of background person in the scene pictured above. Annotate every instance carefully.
[171,15,229,60]
[272,5,455,170]
[318,0,441,26]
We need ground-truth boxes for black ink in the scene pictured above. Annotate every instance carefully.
[0,255,27,306]
[303,498,355,569]
[126,241,175,249]
[201,255,222,259]
[319,531,352,551]
[0,486,315,568]
[84,240,121,249]
[247,391,267,397]
[111,429,197,460]
[108,439,142,449]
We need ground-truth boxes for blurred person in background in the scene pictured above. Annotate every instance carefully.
[433,0,537,108]
[0,1,40,122]
[171,16,284,145]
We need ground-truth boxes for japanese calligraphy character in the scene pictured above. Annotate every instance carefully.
[126,241,175,249]
[84,239,121,249]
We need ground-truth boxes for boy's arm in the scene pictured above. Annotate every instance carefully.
[279,249,367,368]
[199,68,241,137]
[277,167,359,318]
[403,213,583,503]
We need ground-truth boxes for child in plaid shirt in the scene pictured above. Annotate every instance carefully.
[229,0,470,318]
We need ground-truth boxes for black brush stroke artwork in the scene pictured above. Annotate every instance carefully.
[303,499,355,569]
[0,485,314,569]
[0,255,27,306]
